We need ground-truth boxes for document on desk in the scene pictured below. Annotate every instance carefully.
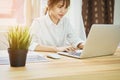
[27,51,48,63]
[0,51,48,65]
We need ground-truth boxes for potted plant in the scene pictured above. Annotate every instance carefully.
[7,25,31,67]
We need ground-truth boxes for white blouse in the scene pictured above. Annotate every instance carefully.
[29,14,84,50]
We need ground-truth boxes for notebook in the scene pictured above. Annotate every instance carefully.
[58,24,120,58]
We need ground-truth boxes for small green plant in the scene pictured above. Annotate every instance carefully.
[8,25,31,50]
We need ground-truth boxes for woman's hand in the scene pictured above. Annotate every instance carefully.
[56,46,76,52]
[77,42,85,49]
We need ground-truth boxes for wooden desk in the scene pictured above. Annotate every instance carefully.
[0,48,120,80]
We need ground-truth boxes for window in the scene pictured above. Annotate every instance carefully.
[0,0,13,17]
[0,0,24,26]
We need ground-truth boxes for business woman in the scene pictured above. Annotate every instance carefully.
[29,0,84,52]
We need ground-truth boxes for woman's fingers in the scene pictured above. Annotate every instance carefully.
[65,46,76,52]
[56,46,76,52]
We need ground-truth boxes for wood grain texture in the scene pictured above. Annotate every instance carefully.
[0,48,120,80]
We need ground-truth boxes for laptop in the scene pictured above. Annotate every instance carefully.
[58,24,120,58]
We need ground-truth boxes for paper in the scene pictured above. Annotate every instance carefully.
[0,51,48,65]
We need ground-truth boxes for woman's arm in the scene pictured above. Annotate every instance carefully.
[35,45,76,52]
[35,45,57,52]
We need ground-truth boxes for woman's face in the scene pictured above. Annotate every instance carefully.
[49,1,69,20]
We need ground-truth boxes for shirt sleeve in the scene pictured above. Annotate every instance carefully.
[65,18,85,48]
[29,19,40,51]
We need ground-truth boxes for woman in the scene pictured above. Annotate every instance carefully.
[29,0,85,52]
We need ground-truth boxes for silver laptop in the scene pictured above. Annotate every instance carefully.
[58,24,120,58]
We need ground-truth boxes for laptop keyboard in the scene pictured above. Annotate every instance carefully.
[68,51,81,56]
[58,50,83,58]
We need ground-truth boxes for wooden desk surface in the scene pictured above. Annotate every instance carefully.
[0,48,120,80]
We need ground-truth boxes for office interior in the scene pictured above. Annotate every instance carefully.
[0,0,120,80]
[0,0,120,49]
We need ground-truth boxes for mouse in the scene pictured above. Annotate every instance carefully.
[47,54,61,59]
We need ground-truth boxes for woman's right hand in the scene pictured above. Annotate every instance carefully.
[56,46,76,52]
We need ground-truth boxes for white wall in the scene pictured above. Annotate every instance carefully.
[67,0,86,41]
[114,0,120,25]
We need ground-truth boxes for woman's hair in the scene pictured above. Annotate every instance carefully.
[45,0,70,15]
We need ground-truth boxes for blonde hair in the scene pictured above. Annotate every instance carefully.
[44,0,70,15]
